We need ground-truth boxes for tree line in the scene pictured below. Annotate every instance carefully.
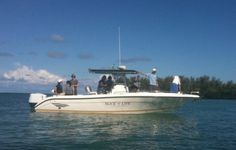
[129,75,236,99]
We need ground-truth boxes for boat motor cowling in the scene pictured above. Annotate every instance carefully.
[29,93,46,111]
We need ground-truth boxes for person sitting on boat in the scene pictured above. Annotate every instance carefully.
[147,68,159,92]
[106,76,114,93]
[97,75,107,94]
[70,74,79,95]
[64,81,74,95]
[54,79,64,95]
[129,75,140,92]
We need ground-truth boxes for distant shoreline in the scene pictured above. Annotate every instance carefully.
[0,92,235,100]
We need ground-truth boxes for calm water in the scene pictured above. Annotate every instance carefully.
[0,93,235,150]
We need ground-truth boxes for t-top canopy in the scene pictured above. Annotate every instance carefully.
[89,68,139,75]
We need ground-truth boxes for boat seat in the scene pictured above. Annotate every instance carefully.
[85,85,97,95]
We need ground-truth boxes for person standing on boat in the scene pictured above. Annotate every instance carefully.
[64,81,74,95]
[70,74,79,95]
[170,76,181,93]
[147,68,159,92]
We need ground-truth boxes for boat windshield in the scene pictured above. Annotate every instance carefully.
[89,68,139,86]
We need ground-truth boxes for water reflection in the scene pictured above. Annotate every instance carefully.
[28,112,199,149]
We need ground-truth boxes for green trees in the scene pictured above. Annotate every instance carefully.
[158,76,236,99]
[131,75,236,99]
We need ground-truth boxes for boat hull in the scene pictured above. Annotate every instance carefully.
[29,93,199,114]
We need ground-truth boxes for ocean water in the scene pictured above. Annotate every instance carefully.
[0,93,235,150]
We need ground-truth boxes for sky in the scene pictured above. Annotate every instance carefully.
[0,0,236,93]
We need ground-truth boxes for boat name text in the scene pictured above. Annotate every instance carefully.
[105,102,130,106]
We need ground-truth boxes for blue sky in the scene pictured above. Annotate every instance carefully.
[0,0,236,92]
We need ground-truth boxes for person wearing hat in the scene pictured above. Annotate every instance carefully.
[147,68,159,92]
[55,79,64,95]
[70,74,79,95]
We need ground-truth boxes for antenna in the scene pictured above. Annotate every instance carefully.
[118,27,121,66]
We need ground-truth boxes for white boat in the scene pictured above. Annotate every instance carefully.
[29,67,199,114]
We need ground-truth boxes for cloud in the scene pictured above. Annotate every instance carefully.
[3,65,64,85]
[34,34,64,44]
[77,52,94,60]
[51,34,64,42]
[47,51,66,59]
[0,52,14,57]
[122,57,152,64]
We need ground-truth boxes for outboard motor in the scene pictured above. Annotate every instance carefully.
[29,93,46,112]
[170,76,181,93]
